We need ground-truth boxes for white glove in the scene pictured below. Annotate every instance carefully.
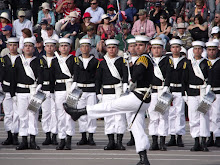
[70,82,77,92]
[35,84,42,93]
[206,85,211,94]
[123,83,128,93]
[162,86,169,93]
[97,94,102,102]
[129,81,136,91]
[183,96,188,105]
[123,52,130,60]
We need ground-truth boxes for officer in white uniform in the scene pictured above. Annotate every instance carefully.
[0,37,20,146]
[40,39,58,145]
[206,41,220,147]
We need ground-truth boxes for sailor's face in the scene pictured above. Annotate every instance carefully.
[170,45,181,55]
[45,44,55,54]
[135,42,146,56]
[107,45,118,57]
[59,44,70,54]
[23,43,34,55]
[8,43,18,54]
[193,46,203,58]
[207,47,218,59]
[128,43,136,55]
[151,45,163,57]
[80,44,91,54]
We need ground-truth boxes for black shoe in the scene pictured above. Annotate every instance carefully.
[127,131,135,146]
[207,132,215,147]
[51,134,58,145]
[13,133,19,145]
[16,136,28,150]
[65,135,72,150]
[166,135,176,146]
[201,137,209,152]
[56,139,65,150]
[2,131,13,145]
[177,135,184,147]
[115,134,126,150]
[77,132,88,145]
[29,135,40,150]
[42,132,52,145]
[104,134,115,150]
[136,150,150,165]
[87,133,96,146]
[190,137,201,151]
[160,136,167,151]
[149,135,159,150]
[63,103,87,121]
[216,137,220,147]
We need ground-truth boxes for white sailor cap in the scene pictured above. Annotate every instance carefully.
[150,39,164,46]
[59,38,72,45]
[206,41,219,47]
[7,37,19,43]
[127,38,136,44]
[211,26,220,34]
[105,39,119,46]
[79,38,91,45]
[43,39,57,46]
[180,46,187,54]
[192,41,205,47]
[23,38,36,45]
[169,39,183,46]
[135,35,150,42]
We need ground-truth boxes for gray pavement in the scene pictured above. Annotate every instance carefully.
[0,120,220,165]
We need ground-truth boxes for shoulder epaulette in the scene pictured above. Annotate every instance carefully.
[136,56,148,68]
[169,58,174,67]
[97,61,100,68]
[40,59,44,67]
[207,60,212,68]
[74,57,79,65]
[183,61,187,69]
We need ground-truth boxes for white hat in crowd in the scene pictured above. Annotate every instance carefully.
[69,11,78,18]
[192,41,205,47]
[211,26,220,34]
[0,12,11,22]
[105,39,119,46]
[206,41,219,47]
[135,35,150,42]
[177,23,187,29]
[7,37,19,43]
[150,39,164,47]
[23,38,36,45]
[127,38,136,44]
[59,38,72,45]
[169,39,183,46]
[44,39,57,46]
[18,10,25,17]
[101,14,110,20]
[79,38,91,45]
[41,2,51,10]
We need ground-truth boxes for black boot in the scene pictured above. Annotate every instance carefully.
[104,134,115,150]
[16,136,28,150]
[207,132,215,147]
[29,135,40,150]
[13,133,19,145]
[2,131,13,145]
[136,150,150,165]
[177,135,184,147]
[160,136,167,151]
[51,134,58,145]
[77,132,88,145]
[88,133,96,146]
[201,137,209,152]
[166,135,176,146]
[215,137,220,147]
[190,137,201,151]
[56,139,65,150]
[115,134,126,150]
[127,131,135,146]
[65,135,72,150]
[63,103,87,121]
[149,135,159,150]
[42,132,52,145]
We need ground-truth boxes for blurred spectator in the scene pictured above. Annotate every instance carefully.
[19,28,36,49]
[0,25,13,51]
[208,11,220,38]
[149,2,168,25]
[85,0,104,24]
[165,0,185,16]
[0,0,11,16]
[188,14,208,42]
[79,12,96,38]
[33,37,46,58]
[109,0,127,11]
[97,14,116,39]
[12,10,33,38]
[39,20,48,40]
[115,24,134,51]
[43,25,59,41]
[188,0,208,22]
[125,0,137,24]
[32,0,45,25]
[107,4,117,25]
[16,0,32,20]
[208,0,220,22]
[0,12,12,32]
[115,11,131,34]
[131,9,156,38]
[37,2,56,26]
[171,15,189,35]
[209,26,220,42]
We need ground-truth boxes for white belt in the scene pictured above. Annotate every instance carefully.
[170,83,182,87]
[17,83,37,88]
[77,83,95,88]
[152,85,163,90]
[103,83,122,89]
[3,81,10,86]
[189,84,206,89]
[43,81,50,85]
[56,78,73,83]
[211,87,220,91]
[134,88,150,94]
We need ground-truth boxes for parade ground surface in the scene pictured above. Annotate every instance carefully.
[0,120,220,165]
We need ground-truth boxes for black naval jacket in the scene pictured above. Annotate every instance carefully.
[50,55,76,91]
[208,58,220,94]
[182,58,210,96]
[74,55,99,93]
[95,56,128,95]
[11,55,43,97]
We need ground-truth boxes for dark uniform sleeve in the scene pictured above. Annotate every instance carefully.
[49,59,56,93]
[182,60,189,96]
[10,58,18,97]
[37,58,44,85]
[164,57,174,87]
[207,60,212,85]
[122,58,128,84]
[95,61,102,94]
[0,57,5,83]
[73,57,79,82]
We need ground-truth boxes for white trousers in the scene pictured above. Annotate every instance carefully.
[55,91,75,139]
[148,93,169,136]
[87,92,150,153]
[188,96,210,138]
[168,92,186,135]
[41,91,58,134]
[102,94,126,135]
[209,94,220,137]
[17,93,39,136]
[77,92,97,133]
[2,92,19,133]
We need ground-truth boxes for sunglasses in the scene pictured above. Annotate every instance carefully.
[91,3,97,5]
[160,17,165,19]
[215,17,219,18]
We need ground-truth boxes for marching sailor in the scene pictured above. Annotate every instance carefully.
[40,39,58,145]
[182,41,210,151]
[95,39,128,150]
[11,38,43,150]
[64,35,154,165]
[166,38,187,147]
[147,39,173,151]
[206,41,220,147]
[74,38,99,146]
[50,38,77,150]
[0,37,20,146]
